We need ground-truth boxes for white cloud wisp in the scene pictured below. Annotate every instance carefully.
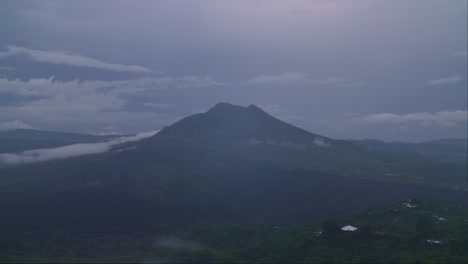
[0,120,33,131]
[0,46,154,73]
[0,131,157,165]
[358,110,467,127]
[244,72,365,87]
[428,74,463,85]
[453,51,467,58]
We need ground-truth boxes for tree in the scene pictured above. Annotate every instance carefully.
[414,216,434,238]
[359,224,372,238]
[322,220,340,236]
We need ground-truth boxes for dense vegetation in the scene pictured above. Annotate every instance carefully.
[1,198,467,263]
[186,198,468,263]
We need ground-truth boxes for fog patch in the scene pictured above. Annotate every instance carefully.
[0,120,32,131]
[313,137,330,147]
[0,131,157,165]
[238,138,262,146]
[154,236,201,251]
[238,138,308,150]
[113,146,138,153]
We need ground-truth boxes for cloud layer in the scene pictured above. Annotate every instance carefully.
[0,120,32,131]
[0,1,465,141]
[453,51,468,57]
[244,72,365,87]
[0,75,221,133]
[0,131,157,165]
[428,74,463,85]
[0,46,153,73]
[358,110,467,127]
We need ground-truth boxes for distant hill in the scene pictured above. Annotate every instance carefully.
[0,129,122,153]
[351,138,467,158]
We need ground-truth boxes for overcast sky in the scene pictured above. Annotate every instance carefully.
[0,0,466,142]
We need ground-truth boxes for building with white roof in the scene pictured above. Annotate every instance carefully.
[341,225,358,231]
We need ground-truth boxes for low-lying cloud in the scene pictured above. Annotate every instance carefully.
[0,120,32,131]
[358,110,467,127]
[428,74,463,85]
[453,51,467,58]
[0,131,157,165]
[313,137,330,147]
[0,46,153,73]
[154,236,201,251]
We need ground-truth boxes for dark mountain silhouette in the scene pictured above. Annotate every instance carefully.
[152,103,348,148]
[150,103,359,150]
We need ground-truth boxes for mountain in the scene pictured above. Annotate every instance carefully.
[1,103,467,261]
[129,103,465,188]
[152,103,354,148]
[2,103,466,190]
[131,103,361,172]
[0,129,122,153]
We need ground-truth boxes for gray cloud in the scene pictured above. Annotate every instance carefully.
[358,110,467,127]
[0,66,14,71]
[244,72,365,87]
[258,104,304,122]
[144,103,174,108]
[0,46,154,73]
[0,76,219,133]
[313,77,365,87]
[0,75,221,98]
[0,0,465,141]
[453,51,467,57]
[244,72,308,85]
[0,131,157,165]
[313,137,330,147]
[428,74,463,85]
[0,120,32,131]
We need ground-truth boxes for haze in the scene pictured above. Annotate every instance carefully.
[0,0,466,142]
